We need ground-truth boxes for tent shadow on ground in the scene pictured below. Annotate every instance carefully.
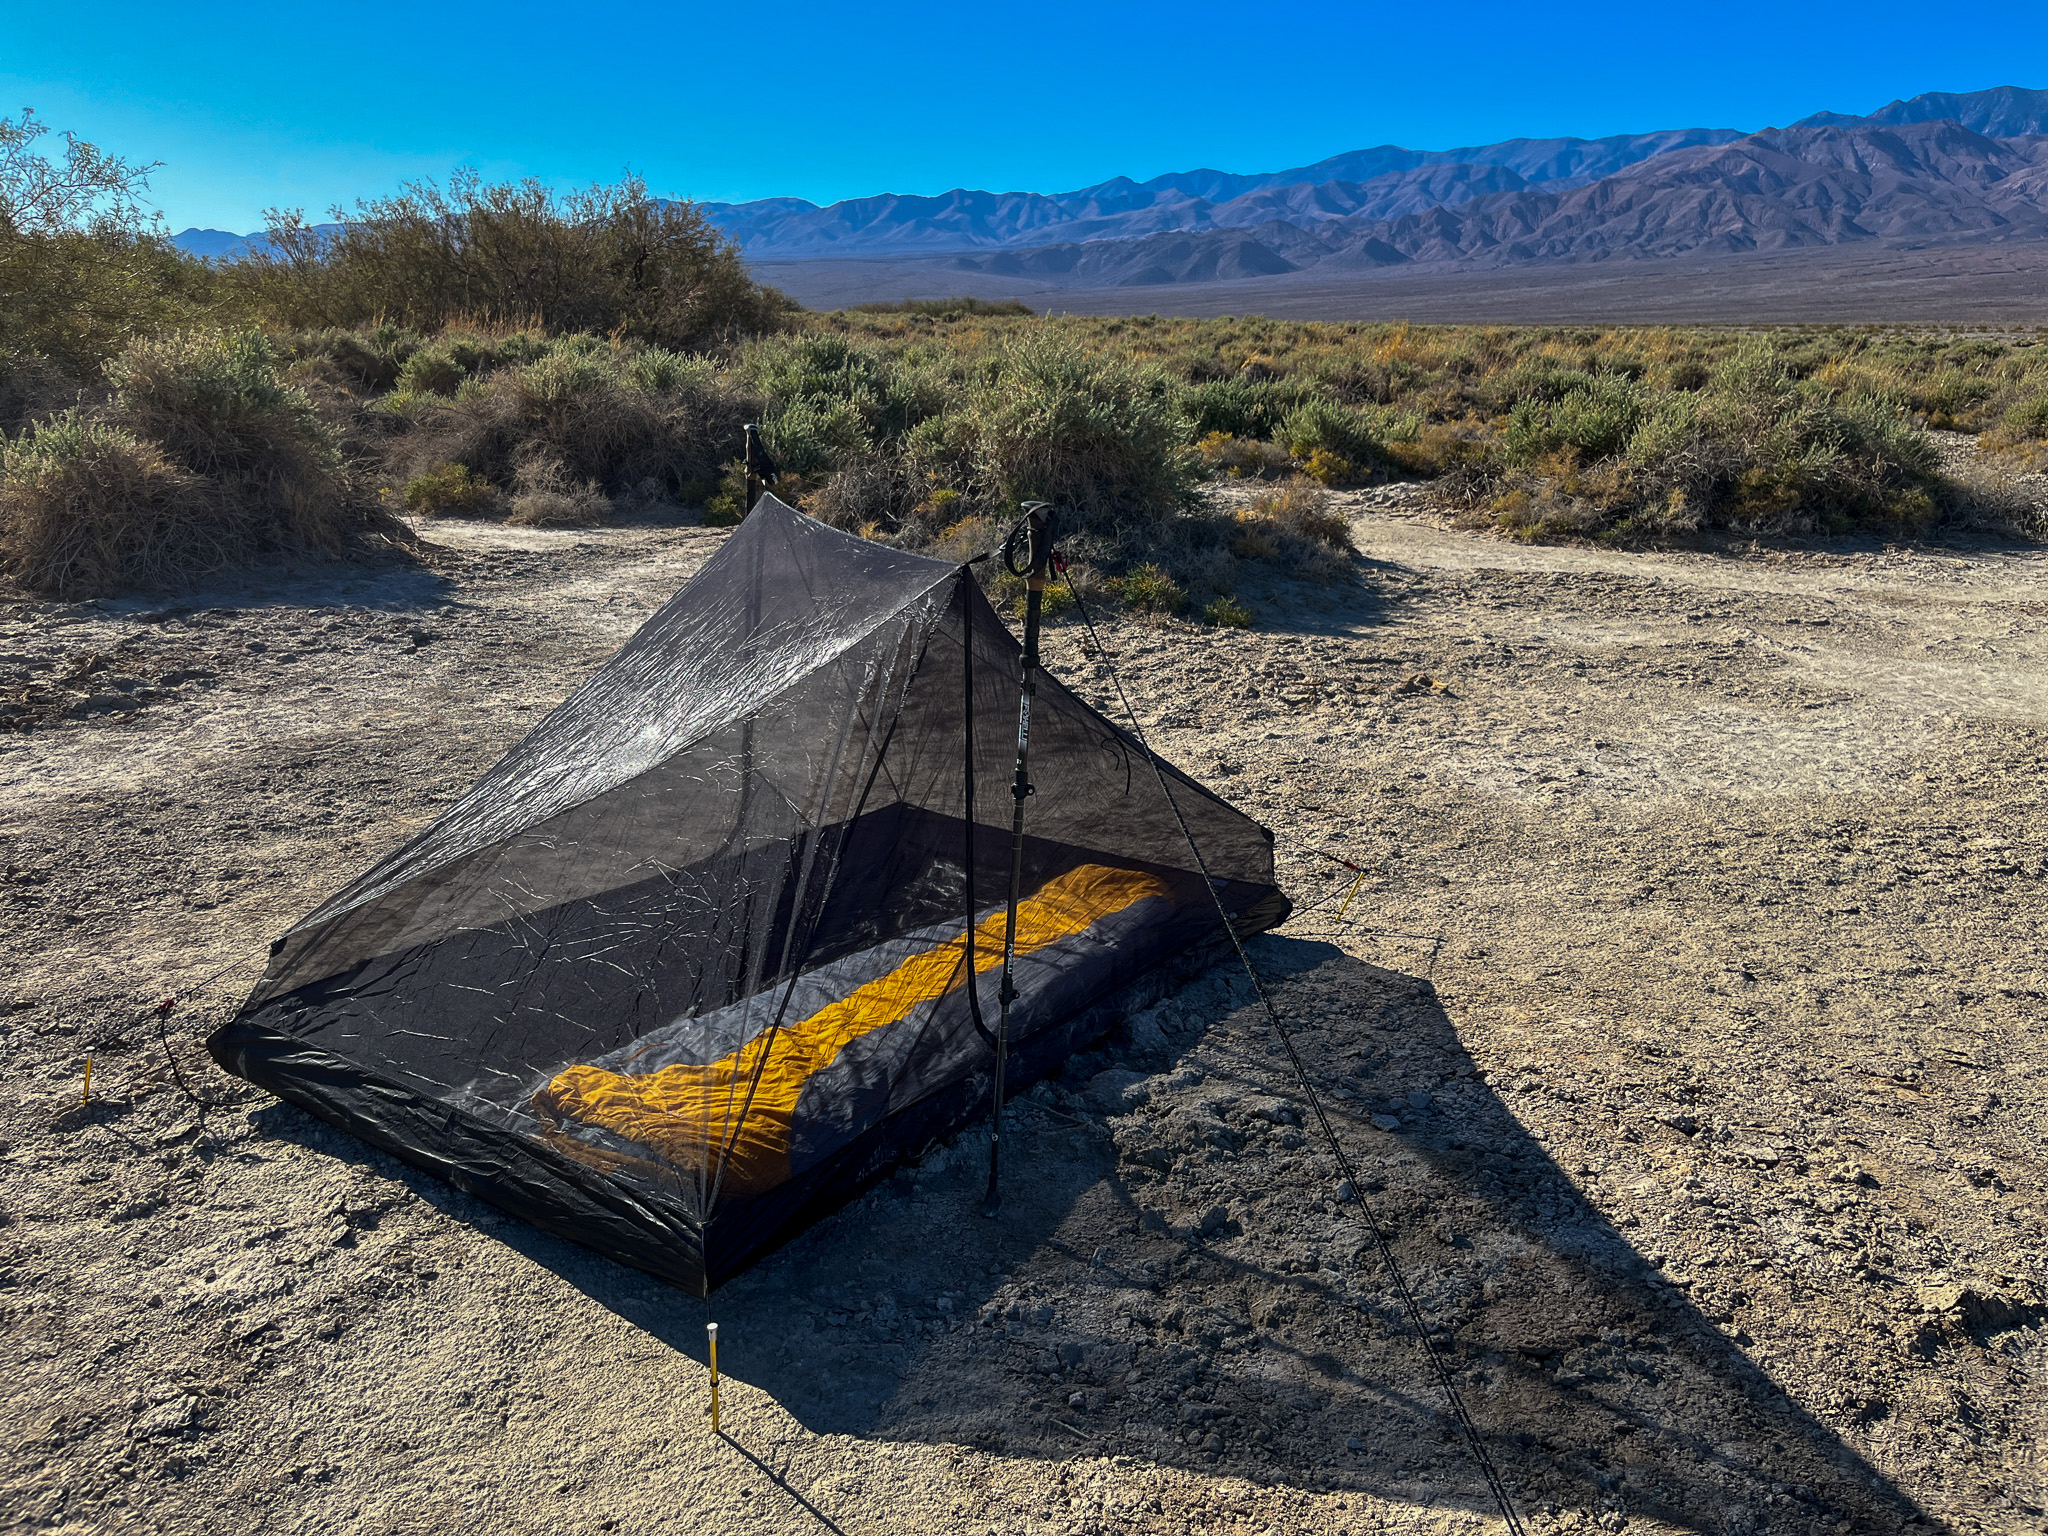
[261,938,1931,1532]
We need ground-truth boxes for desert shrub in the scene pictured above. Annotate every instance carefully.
[1202,594,1253,628]
[736,331,937,465]
[0,399,397,597]
[506,457,608,526]
[1277,397,1379,469]
[403,461,494,515]
[1298,447,1355,486]
[625,346,718,396]
[1980,388,2048,471]
[971,333,1195,530]
[0,414,210,594]
[283,323,425,390]
[1179,377,1310,440]
[382,336,758,500]
[1226,480,1354,581]
[1108,562,1185,614]
[1505,376,1644,464]
[1473,339,1944,539]
[106,329,358,510]
[393,345,469,398]
[230,171,790,346]
[0,110,217,380]
[800,452,929,532]
[1195,431,1292,478]
[2004,392,2048,438]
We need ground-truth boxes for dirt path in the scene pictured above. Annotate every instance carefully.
[2,503,2044,1536]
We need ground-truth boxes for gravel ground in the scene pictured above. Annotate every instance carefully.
[2,489,2045,1536]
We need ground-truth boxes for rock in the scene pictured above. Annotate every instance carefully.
[1918,1283,2037,1333]
[1370,1114,1401,1132]
[1198,1205,1231,1237]
[1087,1069,1150,1113]
[1406,1090,1433,1111]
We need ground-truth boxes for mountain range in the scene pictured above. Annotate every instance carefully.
[171,86,2048,298]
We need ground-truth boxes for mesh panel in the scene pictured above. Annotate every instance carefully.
[217,497,1286,1283]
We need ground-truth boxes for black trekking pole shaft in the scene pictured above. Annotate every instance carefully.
[983,503,1053,1218]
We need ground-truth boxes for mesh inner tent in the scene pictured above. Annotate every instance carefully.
[210,496,1289,1290]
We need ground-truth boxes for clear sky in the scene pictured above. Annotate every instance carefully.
[6,1,2046,232]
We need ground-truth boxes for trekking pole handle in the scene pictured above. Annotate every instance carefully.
[1003,503,1055,586]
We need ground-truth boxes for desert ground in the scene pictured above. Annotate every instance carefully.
[2,470,2046,1535]
[751,240,2048,325]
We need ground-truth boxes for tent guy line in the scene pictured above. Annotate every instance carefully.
[1057,564,1531,1536]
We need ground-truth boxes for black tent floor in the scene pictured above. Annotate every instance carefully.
[207,932,1247,1293]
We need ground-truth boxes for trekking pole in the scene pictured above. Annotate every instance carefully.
[982,501,1055,1219]
[742,423,778,515]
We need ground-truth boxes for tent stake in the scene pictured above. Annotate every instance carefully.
[707,1321,721,1434]
[982,502,1054,1220]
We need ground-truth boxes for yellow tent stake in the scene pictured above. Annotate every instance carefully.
[81,1056,93,1106]
[707,1322,721,1434]
[1332,870,1367,928]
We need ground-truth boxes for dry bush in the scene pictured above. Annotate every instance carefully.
[382,340,756,503]
[1229,480,1354,582]
[1937,455,2048,538]
[0,414,213,595]
[1195,432,1291,479]
[109,329,354,507]
[232,173,789,348]
[1,330,404,597]
[506,457,609,526]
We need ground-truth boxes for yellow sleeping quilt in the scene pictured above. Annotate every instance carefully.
[531,863,1168,1194]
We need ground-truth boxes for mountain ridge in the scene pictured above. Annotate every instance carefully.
[171,85,2048,294]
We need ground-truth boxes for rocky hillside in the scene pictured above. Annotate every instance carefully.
[173,86,2048,293]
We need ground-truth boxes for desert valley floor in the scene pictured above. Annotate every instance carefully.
[2,485,2045,1535]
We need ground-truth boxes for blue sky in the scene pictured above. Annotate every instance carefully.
[6,1,2045,231]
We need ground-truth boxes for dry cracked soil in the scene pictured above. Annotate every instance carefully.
[2,485,2045,1536]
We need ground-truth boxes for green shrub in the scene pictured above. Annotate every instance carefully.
[2002,392,2048,438]
[106,329,355,510]
[626,347,717,396]
[381,336,758,501]
[970,334,1195,529]
[404,462,494,515]
[1178,377,1309,440]
[1277,396,1378,466]
[394,346,469,398]
[1203,594,1253,627]
[229,172,791,347]
[1109,562,1185,614]
[0,110,216,379]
